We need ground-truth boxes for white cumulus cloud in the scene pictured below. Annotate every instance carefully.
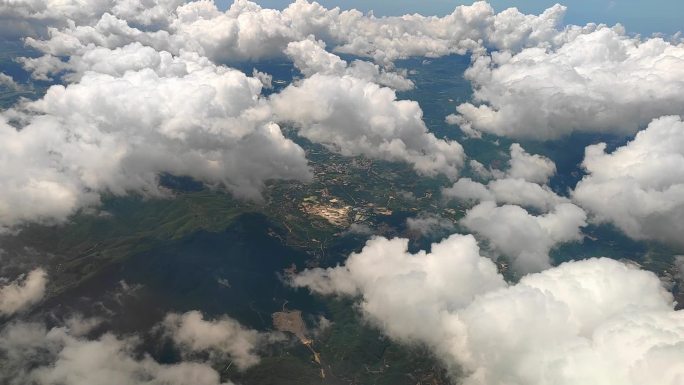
[573,115,684,248]
[451,28,684,139]
[271,73,465,179]
[162,310,280,370]
[294,237,684,385]
[0,268,47,316]
[452,258,682,385]
[14,0,594,71]
[507,143,556,184]
[461,201,587,273]
[292,234,507,344]
[0,55,311,229]
[0,318,234,385]
[443,144,585,272]
[284,39,414,91]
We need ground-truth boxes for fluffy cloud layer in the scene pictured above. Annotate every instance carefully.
[19,42,208,81]
[163,311,279,370]
[506,143,556,184]
[0,0,182,39]
[461,201,586,273]
[13,0,679,145]
[0,310,280,385]
[0,56,312,229]
[0,318,233,385]
[451,27,684,139]
[2,38,466,229]
[452,258,683,385]
[294,237,684,385]
[459,143,556,184]
[293,234,507,344]
[7,0,664,230]
[272,73,464,179]
[0,0,107,38]
[1,1,682,383]
[443,144,586,273]
[11,0,566,228]
[445,144,563,211]
[573,115,684,248]
[0,268,47,316]
[284,39,414,91]
[13,0,585,68]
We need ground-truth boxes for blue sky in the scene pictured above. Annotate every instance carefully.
[236,0,683,35]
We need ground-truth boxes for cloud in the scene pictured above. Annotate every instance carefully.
[1,2,682,383]
[573,115,684,248]
[15,0,306,67]
[0,312,277,385]
[162,310,280,370]
[456,143,556,185]
[0,73,22,90]
[460,201,587,273]
[0,318,233,385]
[444,176,568,213]
[168,0,302,63]
[1,1,618,232]
[13,1,604,229]
[0,0,110,39]
[0,268,47,316]
[9,0,570,228]
[0,0,181,40]
[452,258,682,385]
[445,144,562,210]
[0,54,312,229]
[467,159,494,180]
[450,28,684,139]
[110,0,185,29]
[14,0,590,70]
[284,39,414,91]
[271,73,465,179]
[294,237,684,385]
[251,68,272,89]
[342,223,374,236]
[406,213,455,237]
[292,234,507,345]
[443,144,585,272]
[2,36,465,230]
[506,143,556,184]
[328,2,576,65]
[443,176,494,203]
[19,41,206,81]
[489,178,568,211]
